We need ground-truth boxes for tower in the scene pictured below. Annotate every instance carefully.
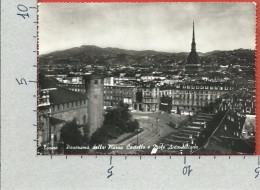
[84,74,104,137]
[185,21,201,75]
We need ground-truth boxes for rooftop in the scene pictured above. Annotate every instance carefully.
[40,77,86,105]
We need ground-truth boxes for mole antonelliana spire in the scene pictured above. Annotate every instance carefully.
[191,21,196,51]
[185,21,202,75]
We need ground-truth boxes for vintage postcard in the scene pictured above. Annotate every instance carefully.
[37,2,256,155]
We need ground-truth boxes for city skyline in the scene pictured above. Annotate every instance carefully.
[39,3,256,55]
[38,3,256,155]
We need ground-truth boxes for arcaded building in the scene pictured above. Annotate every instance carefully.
[160,81,233,115]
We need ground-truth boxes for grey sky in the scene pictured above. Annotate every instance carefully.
[39,3,256,54]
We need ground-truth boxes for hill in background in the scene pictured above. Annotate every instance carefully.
[39,45,255,67]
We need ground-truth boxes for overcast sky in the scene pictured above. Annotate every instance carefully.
[39,3,256,54]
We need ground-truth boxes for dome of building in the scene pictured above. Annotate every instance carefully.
[186,50,201,65]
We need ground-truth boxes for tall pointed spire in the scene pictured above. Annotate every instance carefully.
[186,20,201,75]
[193,21,195,41]
[191,21,196,51]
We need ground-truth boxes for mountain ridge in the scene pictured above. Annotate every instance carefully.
[39,45,254,67]
[40,45,253,58]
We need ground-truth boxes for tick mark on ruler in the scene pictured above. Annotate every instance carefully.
[184,156,186,164]
[29,7,37,9]
[29,80,37,83]
[110,156,112,165]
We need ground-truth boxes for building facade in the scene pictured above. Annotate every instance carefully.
[104,81,160,112]
[160,81,233,115]
[38,88,88,148]
[104,85,135,109]
[38,75,105,150]
[140,84,160,112]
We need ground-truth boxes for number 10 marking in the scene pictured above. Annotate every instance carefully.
[17,4,30,19]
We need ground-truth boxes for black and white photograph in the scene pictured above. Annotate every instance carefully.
[38,3,256,155]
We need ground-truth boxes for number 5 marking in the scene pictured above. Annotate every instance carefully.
[107,166,114,178]
[255,167,260,178]
[16,78,27,85]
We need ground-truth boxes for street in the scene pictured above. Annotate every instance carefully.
[111,111,187,154]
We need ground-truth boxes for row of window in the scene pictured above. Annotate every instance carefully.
[52,99,87,111]
[62,84,84,87]
[173,102,207,106]
[172,106,203,111]
[182,106,202,111]
[144,92,159,96]
[94,79,103,85]
[69,88,86,92]
[104,95,218,103]
[104,96,123,101]
[104,101,114,106]
[143,88,159,92]
[176,85,231,90]
[104,91,132,96]
[161,90,224,95]
[173,99,214,103]
[143,99,159,103]
[172,94,220,99]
